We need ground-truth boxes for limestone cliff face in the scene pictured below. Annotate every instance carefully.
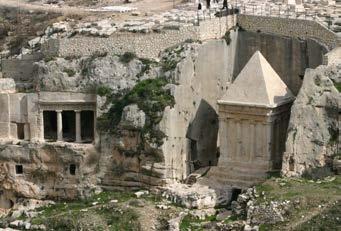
[282,64,340,177]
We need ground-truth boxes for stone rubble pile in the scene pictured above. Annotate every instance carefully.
[231,187,294,229]
[0,199,55,230]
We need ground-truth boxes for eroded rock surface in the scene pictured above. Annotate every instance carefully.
[282,63,340,177]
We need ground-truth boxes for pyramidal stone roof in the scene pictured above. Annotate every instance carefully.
[219,51,295,108]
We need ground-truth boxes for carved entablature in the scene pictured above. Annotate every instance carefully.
[39,102,96,111]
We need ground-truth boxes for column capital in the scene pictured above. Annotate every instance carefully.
[56,110,63,113]
[74,110,81,113]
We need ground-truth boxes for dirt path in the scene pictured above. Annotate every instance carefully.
[0,0,184,15]
[0,0,89,15]
[284,199,341,230]
[131,0,184,13]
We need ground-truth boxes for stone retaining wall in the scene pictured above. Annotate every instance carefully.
[44,14,338,60]
[42,15,236,59]
[237,15,339,49]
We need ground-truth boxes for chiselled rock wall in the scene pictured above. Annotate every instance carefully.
[233,31,328,94]
[160,35,237,179]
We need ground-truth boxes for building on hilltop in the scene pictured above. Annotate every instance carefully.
[208,51,295,188]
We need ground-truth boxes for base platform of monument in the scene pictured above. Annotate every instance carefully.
[204,162,272,189]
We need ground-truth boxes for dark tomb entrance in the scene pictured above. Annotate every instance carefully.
[62,111,76,142]
[81,110,94,143]
[43,111,57,141]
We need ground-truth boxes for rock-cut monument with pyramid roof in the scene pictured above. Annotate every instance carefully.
[212,51,295,188]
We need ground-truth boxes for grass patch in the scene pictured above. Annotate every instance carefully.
[30,191,136,225]
[255,183,274,193]
[180,214,217,231]
[295,200,341,230]
[334,82,341,92]
[249,176,341,230]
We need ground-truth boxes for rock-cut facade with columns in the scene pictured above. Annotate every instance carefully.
[0,89,97,144]
[211,51,295,188]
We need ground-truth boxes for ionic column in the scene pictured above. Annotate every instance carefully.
[56,110,63,142]
[265,122,273,161]
[75,110,81,143]
[39,111,44,142]
[249,122,255,162]
[24,124,30,141]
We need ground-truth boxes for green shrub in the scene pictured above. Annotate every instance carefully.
[119,52,136,63]
[96,85,112,97]
[161,59,178,72]
[98,77,175,151]
[136,58,157,78]
[334,82,341,92]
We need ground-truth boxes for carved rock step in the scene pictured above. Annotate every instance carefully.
[214,177,264,189]
[218,161,271,171]
[209,170,266,183]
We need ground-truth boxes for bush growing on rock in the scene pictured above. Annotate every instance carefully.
[96,85,112,97]
[119,52,137,64]
[98,77,175,148]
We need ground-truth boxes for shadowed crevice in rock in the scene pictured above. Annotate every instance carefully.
[186,99,219,171]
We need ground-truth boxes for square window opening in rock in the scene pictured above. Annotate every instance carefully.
[15,165,23,175]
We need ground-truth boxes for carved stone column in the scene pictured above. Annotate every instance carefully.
[56,110,63,142]
[75,110,81,143]
[39,111,44,142]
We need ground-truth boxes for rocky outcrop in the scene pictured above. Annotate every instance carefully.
[120,104,146,130]
[282,64,340,177]
[34,54,156,93]
[0,143,101,203]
